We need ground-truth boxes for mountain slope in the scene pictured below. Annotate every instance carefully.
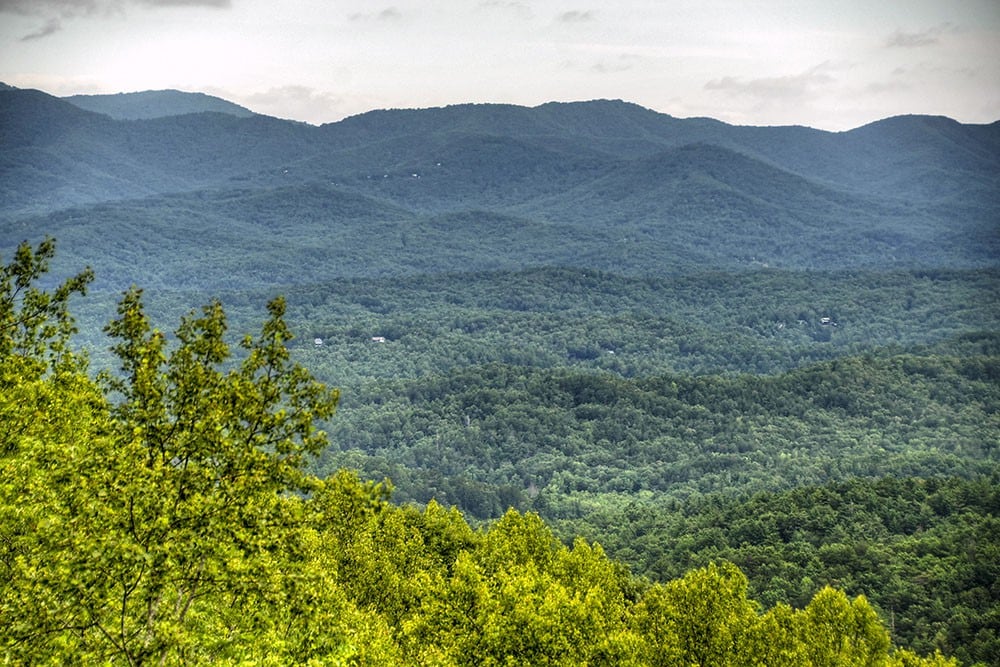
[63,89,257,120]
[0,88,188,213]
[0,89,317,213]
[515,143,994,269]
[2,86,997,281]
[727,115,1000,204]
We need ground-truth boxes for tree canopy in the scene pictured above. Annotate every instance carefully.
[0,239,976,665]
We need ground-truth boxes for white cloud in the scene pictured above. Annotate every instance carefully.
[704,63,837,102]
[0,0,229,13]
[478,1,532,20]
[235,85,348,125]
[590,53,641,74]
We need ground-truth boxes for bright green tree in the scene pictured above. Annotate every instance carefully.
[0,236,92,370]
[634,561,759,666]
[798,586,892,667]
[0,239,103,661]
[0,240,369,664]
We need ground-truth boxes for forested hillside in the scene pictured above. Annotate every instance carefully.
[3,87,998,274]
[316,351,998,512]
[63,89,257,120]
[559,475,1000,666]
[1,85,998,663]
[0,241,971,664]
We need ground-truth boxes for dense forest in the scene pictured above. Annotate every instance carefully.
[558,476,1000,666]
[314,347,998,515]
[2,86,998,663]
[0,240,976,665]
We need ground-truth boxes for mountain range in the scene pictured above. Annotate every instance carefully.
[1,84,997,292]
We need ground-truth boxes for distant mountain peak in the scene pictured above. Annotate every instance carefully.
[62,89,257,120]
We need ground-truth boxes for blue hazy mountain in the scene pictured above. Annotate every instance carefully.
[62,89,257,120]
[1,87,997,287]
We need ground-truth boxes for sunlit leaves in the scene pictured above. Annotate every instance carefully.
[0,241,969,666]
[0,237,93,369]
[635,561,758,666]
[800,587,891,667]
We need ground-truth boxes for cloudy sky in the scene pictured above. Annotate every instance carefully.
[1,0,998,130]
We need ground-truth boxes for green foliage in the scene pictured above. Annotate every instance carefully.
[103,288,338,490]
[1,245,351,663]
[558,476,1000,665]
[276,266,998,383]
[634,562,759,666]
[0,245,968,665]
[405,511,644,666]
[799,587,890,667]
[0,237,92,368]
[634,566,913,667]
[316,352,998,517]
[5,87,997,665]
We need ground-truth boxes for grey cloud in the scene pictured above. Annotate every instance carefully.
[0,0,100,15]
[558,10,594,23]
[1,0,228,12]
[141,0,230,6]
[3,0,230,39]
[479,1,532,19]
[705,64,836,101]
[349,7,402,22]
[885,24,952,48]
[20,17,62,40]
[2,0,101,39]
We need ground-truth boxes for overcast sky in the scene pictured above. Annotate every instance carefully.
[1,0,998,130]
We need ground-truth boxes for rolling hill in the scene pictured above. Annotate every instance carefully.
[62,89,257,120]
[2,86,997,284]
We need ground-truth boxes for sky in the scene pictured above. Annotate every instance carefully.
[1,0,998,130]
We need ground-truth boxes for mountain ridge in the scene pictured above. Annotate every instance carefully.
[1,85,997,288]
[62,88,257,120]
